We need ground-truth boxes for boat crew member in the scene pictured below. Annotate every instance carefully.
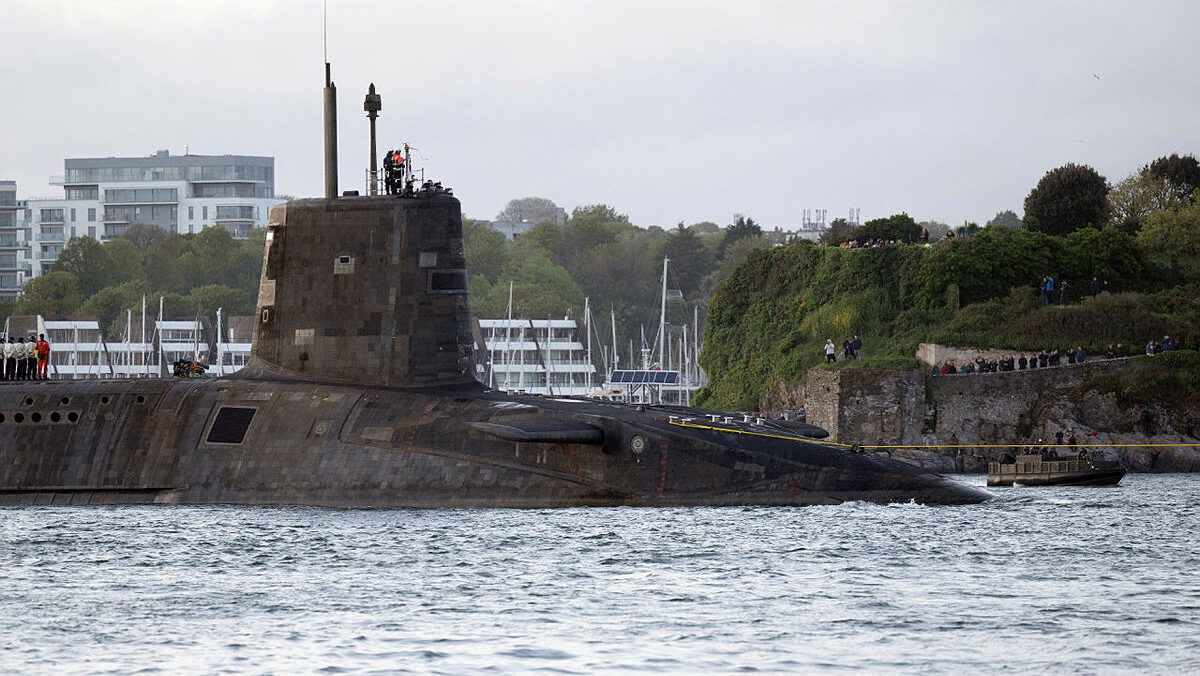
[14,337,26,380]
[382,149,397,195]
[2,337,13,380]
[26,335,37,380]
[36,334,51,380]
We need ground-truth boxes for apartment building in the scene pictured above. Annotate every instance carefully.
[25,150,283,277]
[0,181,31,301]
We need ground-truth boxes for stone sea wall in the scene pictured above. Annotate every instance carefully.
[794,360,1200,473]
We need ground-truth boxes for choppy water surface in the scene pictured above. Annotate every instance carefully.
[2,474,1198,674]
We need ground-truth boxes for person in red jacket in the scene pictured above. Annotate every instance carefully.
[35,333,50,380]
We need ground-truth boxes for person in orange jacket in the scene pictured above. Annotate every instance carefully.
[35,333,51,380]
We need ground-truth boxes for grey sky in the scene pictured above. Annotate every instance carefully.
[5,0,1198,229]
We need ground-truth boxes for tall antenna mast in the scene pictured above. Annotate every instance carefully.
[323,62,338,199]
[364,84,381,195]
[322,3,338,199]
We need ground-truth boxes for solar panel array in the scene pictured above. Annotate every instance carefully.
[610,370,680,384]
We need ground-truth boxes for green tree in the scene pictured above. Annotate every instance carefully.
[704,235,771,295]
[719,215,761,258]
[478,250,584,319]
[497,196,561,222]
[1147,153,1200,201]
[1060,226,1147,294]
[1138,201,1200,276]
[16,271,81,317]
[462,219,509,284]
[1023,163,1110,236]
[984,210,1022,229]
[122,223,170,252]
[820,217,854,245]
[54,236,109,297]
[658,224,714,298]
[517,221,562,257]
[102,238,146,287]
[570,204,628,224]
[1108,171,1189,233]
[186,284,254,318]
[144,239,185,292]
[853,213,921,243]
[78,279,153,337]
[190,226,238,283]
[687,221,721,235]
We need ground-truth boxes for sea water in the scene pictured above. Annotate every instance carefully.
[2,474,1197,674]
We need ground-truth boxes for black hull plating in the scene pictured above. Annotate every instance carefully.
[0,374,989,507]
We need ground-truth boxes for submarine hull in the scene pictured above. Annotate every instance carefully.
[0,194,990,508]
[0,375,988,507]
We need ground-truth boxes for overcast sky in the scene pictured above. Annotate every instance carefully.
[4,0,1199,229]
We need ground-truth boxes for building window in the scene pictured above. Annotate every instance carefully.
[202,206,208,220]
[87,208,96,222]
[70,208,76,222]
[189,206,194,220]
[88,226,96,239]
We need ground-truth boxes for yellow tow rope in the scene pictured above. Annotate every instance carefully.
[665,421,1198,451]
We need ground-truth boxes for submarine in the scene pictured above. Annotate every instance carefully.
[0,68,989,507]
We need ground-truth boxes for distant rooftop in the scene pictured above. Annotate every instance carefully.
[66,149,273,170]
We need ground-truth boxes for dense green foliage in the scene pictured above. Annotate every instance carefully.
[1024,163,1110,236]
[696,153,1200,409]
[463,200,757,366]
[1147,154,1200,200]
[1086,350,1200,407]
[697,227,1200,410]
[13,226,263,338]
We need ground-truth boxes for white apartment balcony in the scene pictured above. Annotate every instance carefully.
[0,259,30,272]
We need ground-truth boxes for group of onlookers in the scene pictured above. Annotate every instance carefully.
[937,336,1197,375]
[937,347,1091,375]
[1145,336,1181,355]
[838,238,895,249]
[2,334,51,380]
[823,336,864,362]
[1038,275,1114,305]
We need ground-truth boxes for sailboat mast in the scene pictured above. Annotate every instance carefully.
[216,307,223,377]
[141,295,147,376]
[659,257,668,370]
[610,307,618,370]
[584,297,591,384]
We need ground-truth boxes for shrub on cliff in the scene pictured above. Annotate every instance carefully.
[1086,350,1200,407]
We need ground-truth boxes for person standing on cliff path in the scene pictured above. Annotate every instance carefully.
[824,339,836,363]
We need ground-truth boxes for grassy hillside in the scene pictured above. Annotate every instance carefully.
[696,228,1200,410]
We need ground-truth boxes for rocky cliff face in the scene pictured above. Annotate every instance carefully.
[791,361,1200,473]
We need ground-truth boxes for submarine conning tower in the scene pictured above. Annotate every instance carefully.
[248,193,476,388]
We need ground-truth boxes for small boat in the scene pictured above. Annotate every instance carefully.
[987,451,1125,486]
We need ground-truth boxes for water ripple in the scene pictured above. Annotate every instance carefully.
[1,475,1197,673]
